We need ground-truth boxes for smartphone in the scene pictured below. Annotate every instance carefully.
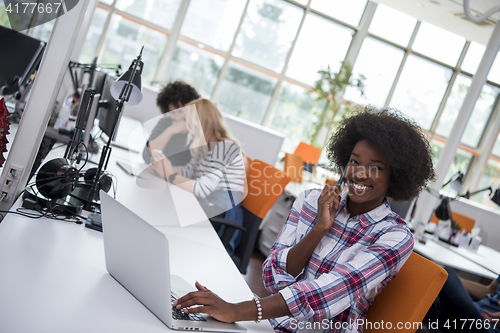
[336,162,348,191]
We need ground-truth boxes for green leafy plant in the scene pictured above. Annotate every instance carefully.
[309,61,365,147]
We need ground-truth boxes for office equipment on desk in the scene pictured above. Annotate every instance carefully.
[100,192,246,333]
[0,26,46,121]
[97,73,119,141]
[365,252,448,333]
[72,48,144,211]
[430,210,475,234]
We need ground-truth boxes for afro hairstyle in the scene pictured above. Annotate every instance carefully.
[326,107,435,202]
[156,80,200,114]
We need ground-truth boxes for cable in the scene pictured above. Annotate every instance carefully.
[76,141,90,172]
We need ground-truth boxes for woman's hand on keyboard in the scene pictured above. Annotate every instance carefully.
[173,281,238,323]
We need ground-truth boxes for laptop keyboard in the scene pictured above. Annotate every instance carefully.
[171,294,207,321]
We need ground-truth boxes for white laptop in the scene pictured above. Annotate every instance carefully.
[100,191,247,332]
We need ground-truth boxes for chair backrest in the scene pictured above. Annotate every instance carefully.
[243,159,291,219]
[430,212,475,233]
[284,153,303,183]
[325,178,337,185]
[365,252,448,333]
[235,160,291,274]
[293,141,322,165]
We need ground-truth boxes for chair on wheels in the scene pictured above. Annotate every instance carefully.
[365,252,448,333]
[210,159,291,274]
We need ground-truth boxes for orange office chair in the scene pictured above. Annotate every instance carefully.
[325,178,337,185]
[294,141,322,165]
[210,159,291,274]
[430,212,475,233]
[284,153,303,183]
[365,252,448,333]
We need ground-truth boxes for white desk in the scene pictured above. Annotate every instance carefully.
[0,118,274,333]
[413,238,500,280]
[284,180,323,198]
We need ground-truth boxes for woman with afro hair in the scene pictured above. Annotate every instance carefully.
[172,107,435,333]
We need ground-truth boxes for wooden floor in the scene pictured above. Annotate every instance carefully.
[242,252,271,298]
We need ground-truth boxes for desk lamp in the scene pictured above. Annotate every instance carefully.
[23,90,99,216]
[71,47,144,210]
[491,189,500,206]
[434,197,451,221]
[442,171,463,192]
[24,48,144,214]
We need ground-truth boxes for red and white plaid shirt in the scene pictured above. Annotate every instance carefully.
[263,189,414,332]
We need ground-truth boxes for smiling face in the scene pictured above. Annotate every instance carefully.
[345,139,391,216]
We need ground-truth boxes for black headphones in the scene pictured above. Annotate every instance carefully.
[83,168,113,193]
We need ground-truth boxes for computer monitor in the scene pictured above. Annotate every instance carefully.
[97,74,120,141]
[92,70,107,97]
[83,93,101,149]
[0,26,45,96]
[388,197,415,221]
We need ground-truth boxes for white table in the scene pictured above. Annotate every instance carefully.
[0,117,274,333]
[413,238,500,280]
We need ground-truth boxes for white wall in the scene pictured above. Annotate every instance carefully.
[121,86,284,166]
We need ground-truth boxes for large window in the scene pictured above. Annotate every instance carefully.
[310,0,367,27]
[435,74,471,139]
[493,133,500,157]
[286,13,353,86]
[116,0,182,30]
[344,37,404,107]
[232,0,303,73]
[412,22,466,66]
[368,4,416,46]
[488,53,500,84]
[431,139,474,194]
[99,14,168,84]
[0,4,11,28]
[216,61,277,124]
[268,81,326,152]
[461,84,499,148]
[164,41,225,97]
[462,42,485,75]
[80,7,109,64]
[474,159,500,209]
[390,55,452,130]
[181,0,246,51]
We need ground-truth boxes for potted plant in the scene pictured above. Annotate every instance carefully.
[309,61,365,147]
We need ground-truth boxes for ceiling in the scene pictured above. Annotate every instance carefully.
[371,0,500,46]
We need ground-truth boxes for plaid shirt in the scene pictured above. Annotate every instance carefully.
[263,189,414,333]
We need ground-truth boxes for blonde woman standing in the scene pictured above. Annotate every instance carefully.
[150,98,246,254]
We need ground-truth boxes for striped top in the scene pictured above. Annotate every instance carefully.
[181,140,246,199]
[263,189,414,333]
